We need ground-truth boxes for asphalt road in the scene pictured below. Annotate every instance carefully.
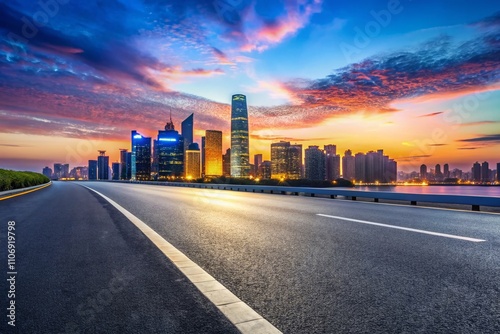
[0,182,240,334]
[2,181,500,333]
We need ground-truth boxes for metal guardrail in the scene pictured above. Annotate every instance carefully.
[110,180,500,212]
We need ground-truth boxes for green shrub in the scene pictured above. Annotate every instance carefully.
[0,169,50,191]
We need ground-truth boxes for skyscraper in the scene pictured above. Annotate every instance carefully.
[62,164,70,178]
[472,162,481,182]
[88,160,97,180]
[355,153,366,183]
[481,161,490,183]
[185,143,201,179]
[271,141,289,180]
[497,163,500,182]
[181,113,194,152]
[205,130,223,177]
[126,152,132,180]
[261,161,272,179]
[342,150,355,181]
[387,159,397,182]
[325,145,340,181]
[230,94,250,178]
[97,150,109,180]
[223,148,231,177]
[288,144,302,179]
[131,130,152,181]
[365,151,377,183]
[444,163,450,179]
[201,136,206,177]
[254,154,263,176]
[112,162,120,180]
[305,146,325,181]
[42,167,52,179]
[53,163,63,179]
[120,149,128,180]
[156,115,184,179]
[420,164,428,180]
[435,164,442,181]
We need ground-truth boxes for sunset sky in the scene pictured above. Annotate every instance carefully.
[0,0,499,173]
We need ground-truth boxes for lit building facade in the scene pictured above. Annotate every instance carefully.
[305,146,325,181]
[156,117,184,179]
[261,161,272,179]
[131,130,152,181]
[270,141,302,180]
[185,143,201,179]
[271,141,289,179]
[205,130,223,177]
[230,94,250,178]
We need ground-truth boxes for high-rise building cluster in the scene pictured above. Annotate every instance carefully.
[80,94,252,182]
[256,143,397,183]
[410,161,499,183]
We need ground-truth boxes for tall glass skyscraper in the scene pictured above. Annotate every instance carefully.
[97,150,109,180]
[181,113,194,152]
[156,116,184,179]
[230,94,250,178]
[131,130,152,181]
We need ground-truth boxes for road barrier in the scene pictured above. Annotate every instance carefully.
[109,180,500,212]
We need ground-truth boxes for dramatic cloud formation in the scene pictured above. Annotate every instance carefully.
[458,134,500,143]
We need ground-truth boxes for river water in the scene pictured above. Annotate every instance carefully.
[346,186,500,197]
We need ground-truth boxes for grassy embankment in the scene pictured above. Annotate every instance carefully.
[0,169,50,191]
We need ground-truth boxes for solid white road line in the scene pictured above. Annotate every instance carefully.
[83,185,281,334]
[316,214,486,242]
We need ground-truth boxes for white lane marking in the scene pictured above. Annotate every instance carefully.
[82,185,281,334]
[316,214,486,243]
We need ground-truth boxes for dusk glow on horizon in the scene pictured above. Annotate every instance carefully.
[0,0,499,173]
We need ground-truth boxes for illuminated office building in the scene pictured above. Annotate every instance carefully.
[305,146,325,181]
[270,142,302,180]
[230,94,250,178]
[205,130,223,177]
[131,130,152,181]
[156,115,184,179]
[271,141,289,180]
[185,143,201,179]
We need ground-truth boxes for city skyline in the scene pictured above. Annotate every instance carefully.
[0,1,499,172]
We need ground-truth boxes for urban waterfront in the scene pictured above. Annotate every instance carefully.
[351,185,500,197]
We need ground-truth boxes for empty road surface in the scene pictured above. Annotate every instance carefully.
[1,181,499,333]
